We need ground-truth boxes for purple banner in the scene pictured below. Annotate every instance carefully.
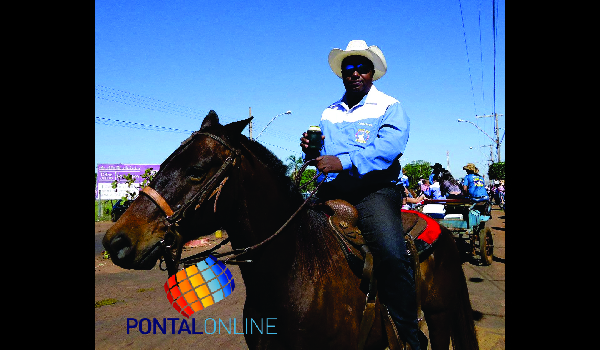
[96,164,160,200]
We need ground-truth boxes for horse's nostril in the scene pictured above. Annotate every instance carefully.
[108,234,133,262]
[117,246,132,260]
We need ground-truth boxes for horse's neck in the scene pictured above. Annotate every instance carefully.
[222,160,342,285]
[222,165,301,248]
[230,202,340,279]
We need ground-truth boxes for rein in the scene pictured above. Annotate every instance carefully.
[140,131,324,276]
[178,159,326,268]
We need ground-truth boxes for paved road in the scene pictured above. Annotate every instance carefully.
[463,206,505,349]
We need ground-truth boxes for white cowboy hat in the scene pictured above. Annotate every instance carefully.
[328,40,387,81]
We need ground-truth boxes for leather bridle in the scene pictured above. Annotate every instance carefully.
[140,131,326,277]
[140,132,241,276]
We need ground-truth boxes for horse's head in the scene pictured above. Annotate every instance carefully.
[102,110,252,272]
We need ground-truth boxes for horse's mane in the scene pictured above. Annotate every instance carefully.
[241,137,290,181]
[238,135,304,203]
[238,135,336,275]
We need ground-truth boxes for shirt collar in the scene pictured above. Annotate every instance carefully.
[337,85,379,111]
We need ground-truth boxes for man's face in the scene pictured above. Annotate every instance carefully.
[341,55,374,95]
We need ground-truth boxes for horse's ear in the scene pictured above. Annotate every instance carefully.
[224,117,253,136]
[200,110,220,130]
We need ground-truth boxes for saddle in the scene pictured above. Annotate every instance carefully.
[320,199,442,350]
[323,200,441,277]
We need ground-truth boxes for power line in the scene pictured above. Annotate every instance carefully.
[458,0,478,116]
[96,85,300,155]
[95,116,194,134]
[492,0,498,117]
[255,139,298,155]
[96,116,299,155]
[95,85,235,124]
[478,0,485,108]
[458,0,504,119]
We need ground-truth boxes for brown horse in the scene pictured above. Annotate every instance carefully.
[103,111,479,350]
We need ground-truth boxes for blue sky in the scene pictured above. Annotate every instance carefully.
[95,0,504,181]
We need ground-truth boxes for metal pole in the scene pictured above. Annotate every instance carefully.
[249,107,253,140]
[254,111,291,140]
[461,113,504,162]
[98,190,102,219]
[495,113,501,162]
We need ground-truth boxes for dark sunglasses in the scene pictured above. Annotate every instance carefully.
[341,63,372,75]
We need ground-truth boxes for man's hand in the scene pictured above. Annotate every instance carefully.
[314,155,343,174]
[300,132,326,154]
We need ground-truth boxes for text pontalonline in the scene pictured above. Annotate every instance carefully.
[126,317,277,335]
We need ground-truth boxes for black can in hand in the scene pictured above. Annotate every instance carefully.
[307,126,323,151]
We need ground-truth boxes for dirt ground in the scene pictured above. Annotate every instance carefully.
[95,207,505,349]
[95,225,248,349]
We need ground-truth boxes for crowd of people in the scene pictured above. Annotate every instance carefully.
[399,162,505,211]
[487,180,505,206]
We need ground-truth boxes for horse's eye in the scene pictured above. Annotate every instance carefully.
[186,166,206,182]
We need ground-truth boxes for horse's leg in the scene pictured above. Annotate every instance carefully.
[425,290,479,350]
[422,229,479,350]
[424,311,451,350]
[242,301,289,350]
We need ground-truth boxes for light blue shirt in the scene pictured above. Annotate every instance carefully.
[316,85,410,183]
[430,183,445,199]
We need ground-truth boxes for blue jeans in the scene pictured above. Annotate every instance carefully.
[319,183,421,349]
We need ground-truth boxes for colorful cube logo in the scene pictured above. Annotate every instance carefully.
[163,255,235,318]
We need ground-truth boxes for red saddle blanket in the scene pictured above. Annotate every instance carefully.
[401,209,442,245]
[322,200,442,262]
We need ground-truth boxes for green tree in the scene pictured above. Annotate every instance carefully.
[110,168,156,201]
[402,160,431,191]
[285,155,304,177]
[286,155,317,192]
[488,162,505,180]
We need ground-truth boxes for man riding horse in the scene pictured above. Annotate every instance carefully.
[300,40,421,350]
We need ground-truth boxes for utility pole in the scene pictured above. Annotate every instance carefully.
[248,107,253,140]
[475,113,504,162]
